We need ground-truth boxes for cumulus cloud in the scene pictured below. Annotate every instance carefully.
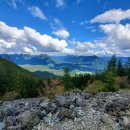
[53,29,69,39]
[69,28,130,56]
[56,0,65,8]
[74,41,107,56]
[28,6,47,20]
[100,23,130,50]
[51,18,70,39]
[91,9,130,23]
[0,21,68,54]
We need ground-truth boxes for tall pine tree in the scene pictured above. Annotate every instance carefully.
[62,67,74,90]
[117,59,124,76]
[106,54,117,76]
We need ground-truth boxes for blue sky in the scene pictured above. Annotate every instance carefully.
[0,0,130,56]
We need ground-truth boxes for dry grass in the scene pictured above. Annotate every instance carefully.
[38,79,65,99]
[0,91,20,101]
[115,76,130,89]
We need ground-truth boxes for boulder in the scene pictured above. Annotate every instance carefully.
[0,122,6,130]
[40,99,50,108]
[7,125,23,130]
[76,98,86,106]
[57,108,76,121]
[18,111,40,128]
[4,116,17,127]
[56,96,67,107]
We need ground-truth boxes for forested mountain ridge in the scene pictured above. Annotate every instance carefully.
[0,57,42,98]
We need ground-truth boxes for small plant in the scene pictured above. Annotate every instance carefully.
[0,91,20,101]
[120,82,127,89]
[83,80,106,93]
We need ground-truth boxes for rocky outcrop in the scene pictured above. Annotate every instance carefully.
[0,90,130,130]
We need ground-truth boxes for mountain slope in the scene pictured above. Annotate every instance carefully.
[0,58,42,98]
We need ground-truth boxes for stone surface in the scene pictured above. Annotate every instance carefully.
[0,90,130,129]
[0,122,6,130]
[17,111,40,128]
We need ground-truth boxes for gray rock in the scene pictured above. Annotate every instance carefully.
[1,91,130,130]
[0,122,6,130]
[76,98,86,106]
[7,125,23,130]
[56,96,67,106]
[58,108,76,121]
[0,110,4,122]
[18,111,40,128]
[40,99,50,108]
[4,116,17,126]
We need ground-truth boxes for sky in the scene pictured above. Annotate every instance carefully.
[0,0,130,56]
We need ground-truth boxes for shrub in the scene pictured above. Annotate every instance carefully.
[0,91,20,101]
[83,80,106,93]
[38,79,64,99]
[115,76,130,89]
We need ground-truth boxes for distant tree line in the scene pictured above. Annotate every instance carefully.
[62,55,130,91]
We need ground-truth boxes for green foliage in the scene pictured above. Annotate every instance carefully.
[103,71,116,91]
[106,55,117,76]
[0,58,42,98]
[92,72,106,82]
[117,59,125,76]
[62,67,92,90]
[128,68,130,82]
[84,80,106,93]
[71,73,91,90]
[62,67,74,90]
[120,81,127,89]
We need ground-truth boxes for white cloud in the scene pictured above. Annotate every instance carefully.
[0,21,68,54]
[7,0,23,9]
[28,6,47,20]
[51,18,64,30]
[80,20,88,26]
[100,23,130,50]
[51,18,69,39]
[53,29,69,39]
[24,47,34,53]
[73,40,118,56]
[56,0,65,8]
[91,9,130,23]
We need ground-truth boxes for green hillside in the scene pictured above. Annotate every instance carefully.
[0,58,42,98]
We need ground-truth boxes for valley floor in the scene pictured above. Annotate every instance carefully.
[0,90,130,130]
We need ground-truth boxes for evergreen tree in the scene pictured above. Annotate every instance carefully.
[106,54,117,76]
[117,59,124,76]
[104,71,116,91]
[127,58,130,82]
[62,67,74,90]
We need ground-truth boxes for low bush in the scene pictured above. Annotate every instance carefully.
[0,91,20,101]
[83,80,106,93]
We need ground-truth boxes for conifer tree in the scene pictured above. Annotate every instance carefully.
[117,59,124,76]
[127,58,130,82]
[106,54,117,76]
[62,67,74,90]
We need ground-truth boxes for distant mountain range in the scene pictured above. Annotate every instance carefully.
[0,54,129,77]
